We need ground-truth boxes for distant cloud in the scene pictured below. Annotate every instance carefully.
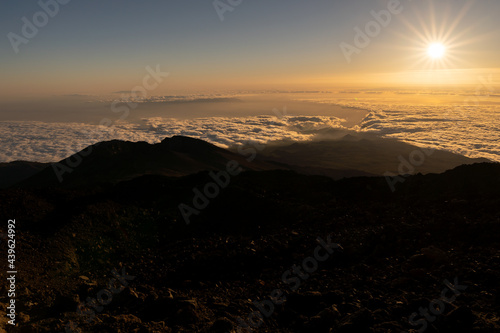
[1,95,498,163]
[108,93,243,104]
[0,116,346,163]
[61,94,93,98]
[352,103,500,163]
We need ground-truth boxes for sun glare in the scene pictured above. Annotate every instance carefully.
[427,43,446,59]
[394,1,478,71]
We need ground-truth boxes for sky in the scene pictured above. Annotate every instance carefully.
[1,0,500,98]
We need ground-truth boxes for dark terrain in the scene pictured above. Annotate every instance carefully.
[0,136,499,332]
[0,161,49,189]
[1,134,487,189]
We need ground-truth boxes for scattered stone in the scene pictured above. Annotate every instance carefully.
[18,312,30,324]
[111,314,142,324]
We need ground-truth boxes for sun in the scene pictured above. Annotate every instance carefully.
[427,43,446,59]
[394,1,480,71]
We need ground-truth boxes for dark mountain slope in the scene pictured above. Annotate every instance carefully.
[19,136,282,188]
[256,135,489,176]
[8,135,490,189]
[0,163,500,332]
[1,151,500,332]
[0,161,49,188]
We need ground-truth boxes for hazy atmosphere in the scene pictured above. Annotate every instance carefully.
[1,1,500,332]
[2,0,500,97]
[1,0,500,165]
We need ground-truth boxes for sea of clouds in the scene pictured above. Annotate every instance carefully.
[293,90,500,162]
[350,103,500,162]
[0,116,347,163]
[1,90,499,163]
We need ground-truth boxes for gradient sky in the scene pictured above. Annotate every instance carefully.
[1,0,500,98]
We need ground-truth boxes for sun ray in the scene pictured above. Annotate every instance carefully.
[393,1,482,72]
[437,5,451,41]
[428,1,437,42]
[441,1,474,42]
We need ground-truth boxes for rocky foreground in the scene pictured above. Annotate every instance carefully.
[1,163,500,332]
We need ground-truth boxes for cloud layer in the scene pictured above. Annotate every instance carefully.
[355,105,500,162]
[1,90,499,164]
[0,116,347,162]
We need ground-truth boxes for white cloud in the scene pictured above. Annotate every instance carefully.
[1,92,499,164]
[0,116,347,162]
[346,102,500,162]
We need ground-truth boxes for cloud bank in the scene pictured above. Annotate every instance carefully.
[1,89,499,163]
[0,116,347,163]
